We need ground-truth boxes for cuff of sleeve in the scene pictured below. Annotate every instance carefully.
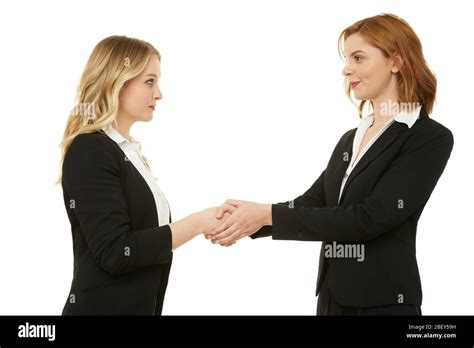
[250,225,273,239]
[134,225,173,267]
[271,204,306,241]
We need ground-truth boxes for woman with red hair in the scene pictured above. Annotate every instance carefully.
[210,14,454,315]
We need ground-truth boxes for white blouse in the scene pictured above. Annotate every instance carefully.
[338,105,421,205]
[101,125,170,226]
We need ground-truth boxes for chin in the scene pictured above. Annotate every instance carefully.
[353,91,374,102]
[353,91,366,100]
[140,114,153,122]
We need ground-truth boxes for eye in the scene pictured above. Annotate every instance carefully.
[146,79,154,86]
[354,56,364,63]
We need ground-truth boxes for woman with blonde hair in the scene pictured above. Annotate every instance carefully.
[58,35,230,315]
[210,13,454,315]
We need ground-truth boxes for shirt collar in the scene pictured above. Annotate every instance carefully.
[360,104,422,129]
[101,125,141,151]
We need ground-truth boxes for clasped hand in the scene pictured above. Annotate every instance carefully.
[204,200,272,246]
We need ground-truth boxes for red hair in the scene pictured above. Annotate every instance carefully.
[339,13,437,117]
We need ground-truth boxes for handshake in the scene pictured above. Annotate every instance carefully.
[198,200,273,247]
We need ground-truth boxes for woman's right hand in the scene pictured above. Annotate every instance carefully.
[196,207,227,235]
[197,208,235,247]
[170,207,234,250]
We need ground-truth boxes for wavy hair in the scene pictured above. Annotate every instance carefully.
[56,35,160,185]
[338,13,436,117]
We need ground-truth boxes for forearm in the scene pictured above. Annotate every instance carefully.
[250,204,273,237]
[169,212,203,250]
[261,204,273,226]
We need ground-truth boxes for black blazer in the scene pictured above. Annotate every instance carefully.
[61,130,173,315]
[253,107,453,307]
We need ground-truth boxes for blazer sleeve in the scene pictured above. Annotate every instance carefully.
[251,169,327,239]
[250,129,354,239]
[63,134,172,276]
[270,128,454,242]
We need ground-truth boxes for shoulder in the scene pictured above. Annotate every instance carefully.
[408,115,454,149]
[335,127,357,148]
[67,131,117,155]
[325,127,357,163]
[416,116,453,141]
[69,131,112,148]
[61,132,125,194]
[64,131,122,166]
[342,127,357,140]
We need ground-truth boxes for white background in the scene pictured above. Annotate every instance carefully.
[0,0,472,315]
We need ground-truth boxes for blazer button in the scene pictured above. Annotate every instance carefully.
[297,231,304,239]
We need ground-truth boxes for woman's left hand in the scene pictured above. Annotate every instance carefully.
[209,199,272,245]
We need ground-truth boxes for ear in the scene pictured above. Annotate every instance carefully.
[391,52,404,73]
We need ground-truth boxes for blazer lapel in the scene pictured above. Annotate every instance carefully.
[337,121,409,205]
[326,135,354,207]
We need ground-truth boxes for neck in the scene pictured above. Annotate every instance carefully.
[370,77,399,129]
[371,100,394,127]
[114,116,134,141]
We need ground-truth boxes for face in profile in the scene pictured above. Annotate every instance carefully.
[342,33,401,103]
[118,55,162,123]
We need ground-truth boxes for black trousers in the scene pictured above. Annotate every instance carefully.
[316,271,422,316]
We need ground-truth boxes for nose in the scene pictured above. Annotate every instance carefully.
[342,62,352,77]
[153,85,162,100]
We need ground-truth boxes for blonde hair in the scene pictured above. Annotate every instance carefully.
[55,35,160,185]
[338,13,437,117]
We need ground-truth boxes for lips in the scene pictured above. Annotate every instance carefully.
[148,106,155,110]
[350,81,361,89]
